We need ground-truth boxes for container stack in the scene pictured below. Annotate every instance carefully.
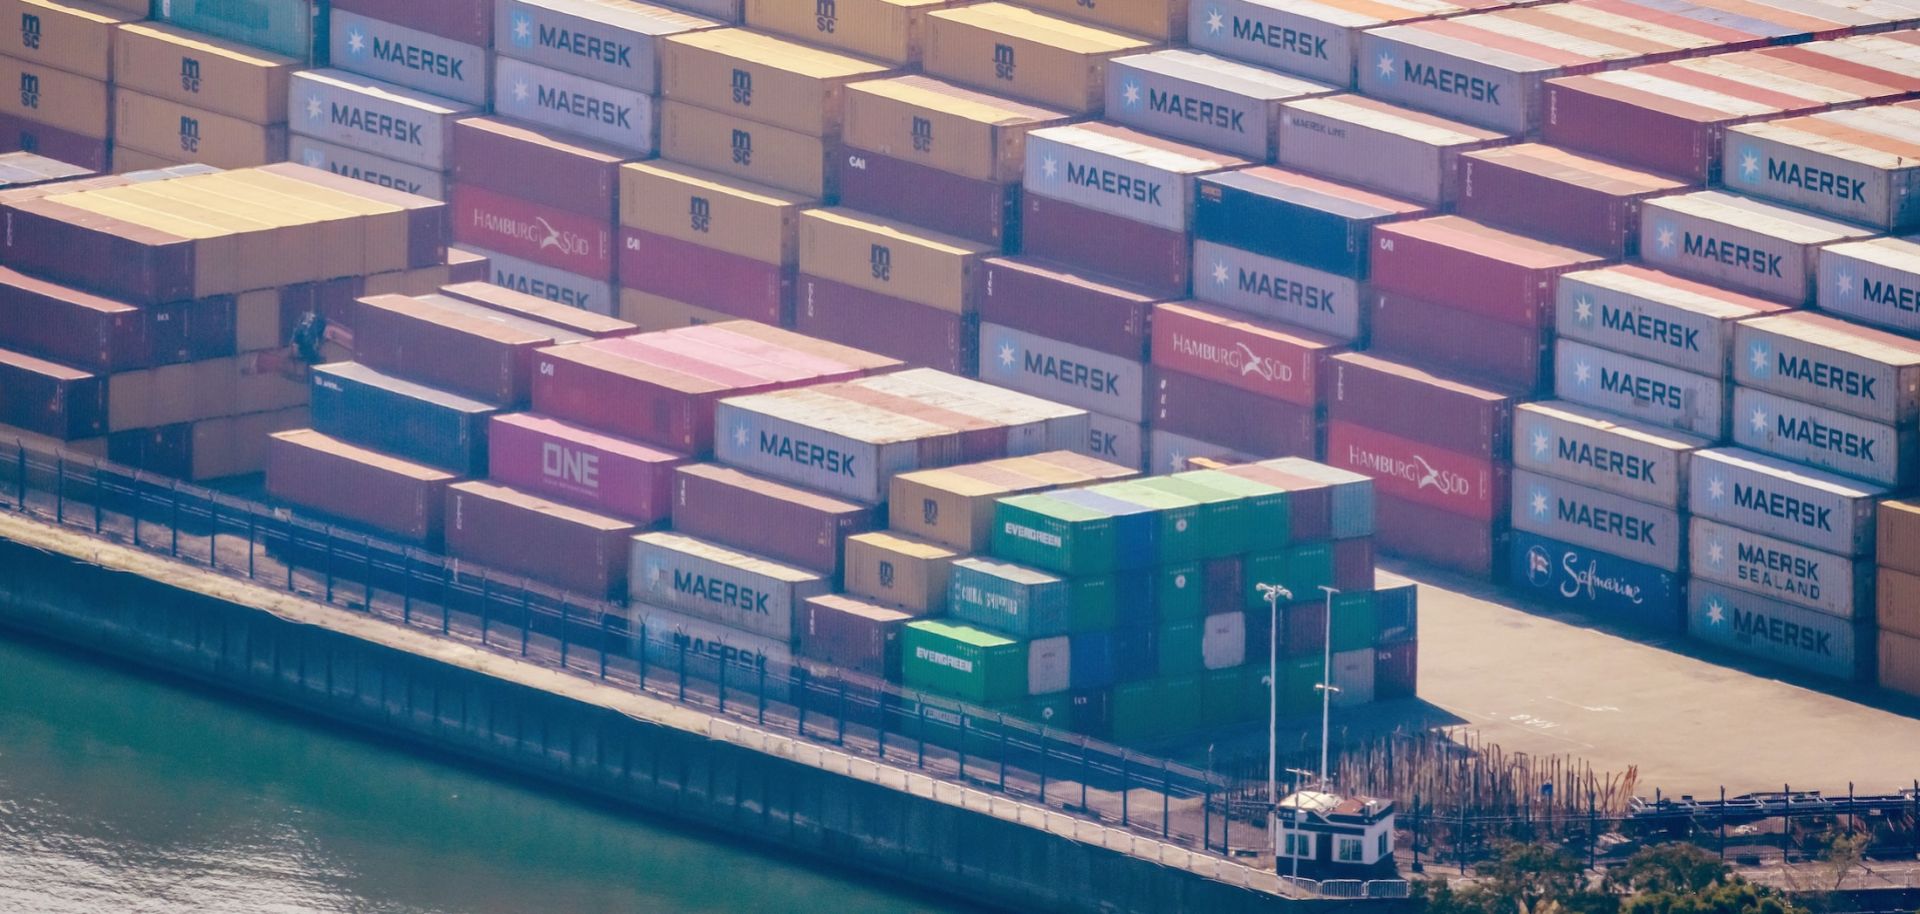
[110,19,304,173]
[0,0,143,172]
[150,0,321,63]
[1880,499,1920,696]
[795,206,995,374]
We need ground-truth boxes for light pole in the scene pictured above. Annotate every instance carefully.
[1316,585,1342,791]
[1256,582,1292,873]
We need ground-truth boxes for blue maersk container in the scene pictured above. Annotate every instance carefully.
[1508,531,1685,632]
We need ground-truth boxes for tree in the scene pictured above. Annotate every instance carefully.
[1606,843,1733,896]
[1620,879,1801,914]
[1480,842,1593,914]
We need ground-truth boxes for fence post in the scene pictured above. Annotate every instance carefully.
[958,714,967,779]
[1588,791,1598,871]
[93,465,103,535]
[637,623,648,685]
[1163,760,1171,838]
[54,456,63,524]
[1039,729,1049,804]
[1202,772,1210,851]
[876,697,886,759]
[440,570,452,635]
[479,577,491,645]
[520,588,531,657]
[169,486,178,556]
[403,552,413,624]
[1081,743,1089,812]
[717,650,727,714]
[598,613,610,679]
[676,639,687,702]
[207,498,217,564]
[1459,804,1468,875]
[14,445,23,508]
[757,664,766,725]
[835,680,846,746]
[324,530,335,602]
[997,713,1007,791]
[1719,786,1726,860]
[362,541,373,607]
[1412,792,1422,872]
[247,515,255,579]
[917,702,927,767]
[795,669,808,737]
[1121,753,1130,827]
[557,598,568,668]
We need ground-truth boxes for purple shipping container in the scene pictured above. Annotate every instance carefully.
[0,347,104,439]
[1374,641,1416,699]
[1021,194,1190,299]
[619,227,792,326]
[1457,144,1689,258]
[1333,537,1374,591]
[976,256,1160,360]
[800,594,916,681]
[1377,492,1505,579]
[671,463,882,579]
[267,429,455,545]
[1368,290,1551,395]
[488,413,686,525]
[1327,352,1518,461]
[452,117,628,220]
[332,0,492,46]
[1152,368,1319,460]
[796,274,976,375]
[838,146,1019,249]
[351,294,562,406]
[446,480,636,601]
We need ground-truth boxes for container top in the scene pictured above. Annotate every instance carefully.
[362,294,577,346]
[1111,48,1335,101]
[907,618,1017,648]
[802,207,997,258]
[1260,456,1370,489]
[1223,0,1497,29]
[294,68,475,117]
[999,491,1110,524]
[1740,311,1920,366]
[1731,102,1920,172]
[438,281,638,337]
[697,320,902,373]
[981,255,1168,304]
[1332,351,1519,404]
[1695,447,1891,501]
[677,462,870,513]
[621,159,817,208]
[633,530,827,583]
[312,362,500,415]
[852,368,1087,423]
[494,413,686,463]
[930,2,1151,53]
[1558,264,1792,321]
[1464,143,1688,195]
[451,480,638,532]
[1647,191,1876,245]
[666,27,895,79]
[954,555,1061,587]
[1373,4,1734,70]
[272,429,456,482]
[1825,234,1920,270]
[1376,215,1607,270]
[0,265,135,314]
[1548,35,1920,122]
[119,21,303,68]
[805,593,917,623]
[1517,400,1714,452]
[846,74,1071,126]
[509,0,722,36]
[847,530,962,560]
[1283,93,1508,144]
[722,387,960,445]
[1203,165,1427,220]
[1028,122,1250,176]
[454,116,632,167]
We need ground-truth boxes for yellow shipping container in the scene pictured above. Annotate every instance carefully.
[842,531,958,614]
[659,99,835,198]
[797,207,991,314]
[888,452,1135,550]
[115,89,288,169]
[109,145,185,173]
[115,21,297,124]
[742,0,966,66]
[53,191,242,298]
[924,3,1150,114]
[659,28,893,138]
[618,288,740,331]
[0,0,136,82]
[0,56,108,137]
[842,74,1069,183]
[1021,0,1186,41]
[213,168,410,275]
[619,160,813,266]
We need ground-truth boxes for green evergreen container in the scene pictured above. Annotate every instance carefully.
[1282,656,1325,717]
[154,0,319,60]
[1110,679,1167,742]
[1136,475,1251,558]
[902,621,1028,704]
[1242,542,1336,609]
[1158,619,1205,676]
[1090,480,1205,564]
[1328,589,1380,653]
[1153,563,1204,620]
[1013,692,1073,729]
[1201,668,1247,729]
[1161,675,1203,736]
[1177,469,1292,552]
[992,493,1119,575]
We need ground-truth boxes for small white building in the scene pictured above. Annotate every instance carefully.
[1276,790,1397,875]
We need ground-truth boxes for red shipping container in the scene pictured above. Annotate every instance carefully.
[1324,420,1509,522]
[800,594,917,681]
[438,280,636,338]
[1150,301,1342,408]
[1457,144,1688,258]
[0,266,153,371]
[1367,290,1550,395]
[1374,641,1417,699]
[1375,492,1505,579]
[452,117,627,220]
[837,146,1018,249]
[445,480,636,601]
[1370,216,1608,327]
[671,463,882,578]
[1285,600,1326,659]
[0,113,107,172]
[266,429,454,545]
[330,0,492,45]
[1333,536,1374,591]
[1326,352,1518,461]
[451,183,614,283]
[1221,462,1332,543]
[618,226,791,325]
[264,163,449,271]
[796,274,975,375]
[351,294,558,406]
[0,346,104,439]
[487,413,686,524]
[1152,368,1318,460]
[682,320,901,377]
[1021,193,1189,299]
[976,256,1158,360]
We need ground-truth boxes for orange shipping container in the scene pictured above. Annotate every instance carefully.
[115,90,288,169]
[1881,628,1920,697]
[0,56,108,137]
[619,160,813,265]
[0,0,136,82]
[923,3,1151,115]
[743,0,967,66]
[618,288,740,331]
[659,29,893,138]
[1882,567,1920,640]
[114,22,298,124]
[109,146,185,173]
[797,207,992,314]
[841,74,1070,183]
[1883,498,1920,577]
[1020,0,1186,41]
[659,99,835,198]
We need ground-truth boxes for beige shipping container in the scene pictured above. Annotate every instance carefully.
[1883,499,1920,577]
[888,451,1135,549]
[659,99,835,198]
[798,207,991,313]
[619,160,813,265]
[110,146,185,173]
[1021,0,1185,41]
[1881,628,1920,698]
[114,180,326,291]
[843,530,958,614]
[842,75,1070,183]
[213,168,411,275]
[115,22,297,124]
[234,288,280,351]
[115,89,288,169]
[0,56,108,137]
[1882,568,1920,640]
[743,0,966,66]
[190,405,306,479]
[618,288,740,330]
[0,0,136,82]
[659,28,893,137]
[924,3,1150,115]
[53,191,243,299]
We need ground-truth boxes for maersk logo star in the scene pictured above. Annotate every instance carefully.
[733,425,749,448]
[1707,599,1726,625]
[1836,271,1853,296]
[1707,475,1726,502]
[1205,7,1224,33]
[1529,487,1550,518]
[1655,224,1676,252]
[1376,53,1395,80]
[1211,261,1230,285]
[511,13,533,46]
[1748,341,1771,376]
[1122,80,1141,107]
[1706,539,1724,566]
[1739,148,1760,181]
[1531,428,1550,457]
[306,95,323,120]
[1749,406,1768,434]
[998,341,1017,368]
[1041,155,1058,180]
[346,28,366,56]
[1573,296,1593,323]
[512,80,530,103]
[301,148,324,168]
[645,559,663,589]
[1573,360,1593,387]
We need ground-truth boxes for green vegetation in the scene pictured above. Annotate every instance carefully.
[1417,842,1806,914]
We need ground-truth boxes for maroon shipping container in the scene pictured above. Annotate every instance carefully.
[184,296,237,362]
[452,117,626,220]
[264,163,449,271]
[618,227,792,325]
[1326,352,1518,461]
[1152,368,1318,460]
[1374,641,1417,699]
[488,413,686,524]
[1376,492,1505,579]
[1151,301,1342,408]
[671,463,881,578]
[1333,537,1374,591]
[1220,462,1332,543]
[331,0,492,45]
[0,266,152,371]
[445,480,636,601]
[1370,216,1609,327]
[452,183,615,283]
[0,346,104,439]
[1325,419,1510,522]
[0,195,197,305]
[800,594,916,680]
[976,256,1159,360]
[1367,290,1550,395]
[1203,556,1242,612]
[1457,144,1688,258]
[351,294,560,406]
[796,274,975,375]
[437,280,636,338]
[1020,194,1189,299]
[0,113,107,172]
[1285,600,1326,659]
[837,146,1018,249]
[109,423,192,479]
[266,428,455,545]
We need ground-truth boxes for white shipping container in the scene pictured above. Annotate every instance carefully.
[1186,0,1369,86]
[851,369,1089,457]
[1723,113,1920,231]
[1688,447,1887,557]
[493,55,656,155]
[289,68,476,171]
[1149,428,1256,474]
[1688,580,1869,681]
[1512,468,1684,573]
[1733,387,1917,488]
[1081,412,1146,471]
[1355,26,1548,134]
[329,9,489,105]
[1277,93,1506,207]
[1106,49,1333,160]
[1639,191,1873,305]
[1192,238,1365,339]
[1203,611,1247,670]
[1329,647,1375,706]
[1818,237,1920,336]
[1734,312,1920,426]
[1689,517,1873,619]
[1513,401,1708,509]
[289,135,446,200]
[977,322,1148,423]
[1556,266,1785,376]
[464,245,617,315]
[1028,635,1071,695]
[714,388,951,504]
[631,602,796,692]
[1554,338,1728,439]
[497,0,716,93]
[1023,123,1245,232]
[629,532,830,642]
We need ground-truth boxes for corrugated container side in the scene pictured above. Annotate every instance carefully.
[1688,447,1887,557]
[309,362,498,475]
[489,413,685,524]
[632,603,795,698]
[350,293,554,406]
[1880,628,1920,697]
[840,73,1071,183]
[1554,339,1728,439]
[329,8,490,105]
[155,0,316,60]
[1513,401,1707,508]
[923,3,1153,114]
[1722,118,1920,231]
[1883,499,1920,577]
[446,480,636,601]
[1734,312,1920,426]
[712,390,938,504]
[1152,368,1319,459]
[1512,468,1684,573]
[796,274,975,375]
[291,136,446,200]
[1375,492,1504,578]
[289,69,477,170]
[1370,216,1607,328]
[1325,420,1507,522]
[1733,387,1917,488]
[977,256,1159,360]
[1457,144,1688,258]
[1691,516,1871,619]
[1148,427,1256,475]
[797,207,990,314]
[1639,192,1873,305]
[658,99,837,198]
[1149,300,1340,407]
[452,117,626,220]
[1555,265,1789,374]
[1354,25,1548,135]
[1194,165,1426,278]
[1688,580,1870,681]
[1277,94,1510,207]
[470,246,616,315]
[843,530,959,613]
[1367,290,1549,395]
[1260,456,1374,539]
[496,0,719,92]
[977,322,1148,423]
[1819,237,1920,337]
[1327,351,1517,461]
[1021,193,1190,298]
[620,226,791,325]
[629,531,832,641]
[800,594,916,680]
[334,0,493,47]
[267,429,454,545]
[491,55,656,155]
[1882,567,1920,638]
[1508,530,1685,632]
[836,146,1019,249]
[1105,50,1333,160]
[1190,238,1365,340]
[670,462,881,577]
[744,0,954,65]
[1186,0,1372,87]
